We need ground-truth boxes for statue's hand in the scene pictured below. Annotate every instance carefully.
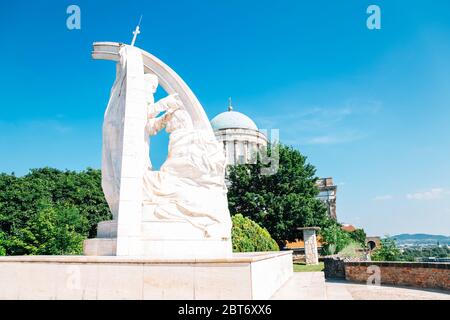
[166,94,183,114]
[155,94,183,113]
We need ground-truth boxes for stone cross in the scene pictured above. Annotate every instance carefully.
[131,15,142,46]
[228,97,233,111]
[298,227,320,265]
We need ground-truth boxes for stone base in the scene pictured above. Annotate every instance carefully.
[85,219,233,259]
[0,251,293,300]
[97,220,118,238]
[83,239,117,256]
[83,238,232,259]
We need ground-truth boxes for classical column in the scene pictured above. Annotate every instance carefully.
[244,141,249,164]
[233,140,238,165]
[249,142,257,164]
[297,227,320,265]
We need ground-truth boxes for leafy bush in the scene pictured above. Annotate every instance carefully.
[320,223,352,255]
[322,244,337,256]
[348,228,367,247]
[231,214,279,252]
[0,232,6,256]
[337,241,365,259]
[371,238,401,261]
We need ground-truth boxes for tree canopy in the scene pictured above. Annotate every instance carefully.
[371,238,402,261]
[0,168,111,255]
[227,144,336,246]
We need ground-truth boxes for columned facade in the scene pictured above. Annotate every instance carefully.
[210,100,268,166]
[214,128,268,165]
[316,178,337,220]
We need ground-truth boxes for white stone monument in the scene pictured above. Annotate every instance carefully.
[83,42,232,259]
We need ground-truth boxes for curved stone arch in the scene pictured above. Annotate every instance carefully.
[367,240,376,251]
[92,42,214,137]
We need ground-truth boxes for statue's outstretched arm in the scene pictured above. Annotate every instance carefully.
[146,114,168,136]
[146,94,183,136]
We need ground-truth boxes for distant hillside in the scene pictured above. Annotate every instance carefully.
[390,234,450,246]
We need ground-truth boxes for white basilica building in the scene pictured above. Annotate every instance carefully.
[210,100,268,166]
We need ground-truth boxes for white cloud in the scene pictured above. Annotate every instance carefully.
[305,135,339,145]
[303,130,365,145]
[254,99,380,146]
[374,195,393,201]
[406,188,450,201]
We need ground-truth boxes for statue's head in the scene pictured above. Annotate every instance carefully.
[144,73,159,94]
[166,109,193,133]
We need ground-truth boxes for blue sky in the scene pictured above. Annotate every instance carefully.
[1,0,449,236]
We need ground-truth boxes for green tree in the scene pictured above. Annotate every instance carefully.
[0,168,111,255]
[320,223,352,255]
[227,144,332,246]
[0,232,6,256]
[371,237,401,261]
[6,201,88,255]
[400,246,450,261]
[231,214,279,252]
[348,228,367,247]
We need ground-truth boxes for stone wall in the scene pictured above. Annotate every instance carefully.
[323,256,346,279]
[345,262,450,291]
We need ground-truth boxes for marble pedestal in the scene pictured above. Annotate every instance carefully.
[0,251,293,300]
[83,219,233,259]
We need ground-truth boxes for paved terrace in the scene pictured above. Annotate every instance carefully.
[272,272,450,300]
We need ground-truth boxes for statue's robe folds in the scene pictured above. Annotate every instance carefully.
[101,48,128,219]
[101,46,150,221]
[143,128,232,239]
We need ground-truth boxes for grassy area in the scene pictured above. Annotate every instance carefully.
[293,262,324,272]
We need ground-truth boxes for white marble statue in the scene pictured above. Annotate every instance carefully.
[142,103,231,238]
[140,70,231,239]
[87,43,232,258]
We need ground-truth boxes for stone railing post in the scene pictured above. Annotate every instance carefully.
[297,227,321,265]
